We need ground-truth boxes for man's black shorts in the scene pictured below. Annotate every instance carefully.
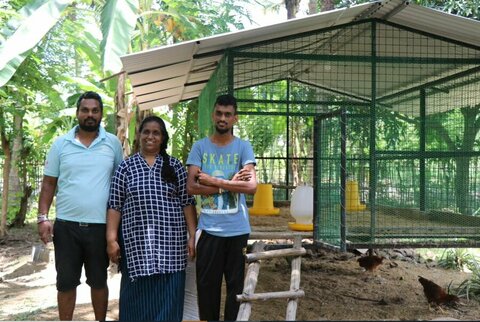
[53,219,109,292]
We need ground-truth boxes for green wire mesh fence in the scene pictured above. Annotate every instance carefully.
[197,19,480,249]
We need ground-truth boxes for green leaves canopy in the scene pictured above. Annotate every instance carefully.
[100,0,138,73]
[0,0,73,87]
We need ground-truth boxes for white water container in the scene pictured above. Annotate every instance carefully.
[290,185,313,224]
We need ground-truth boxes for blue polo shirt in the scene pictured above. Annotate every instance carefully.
[44,125,123,223]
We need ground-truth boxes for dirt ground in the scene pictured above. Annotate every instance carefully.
[1,208,480,321]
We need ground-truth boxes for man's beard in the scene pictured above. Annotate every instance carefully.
[79,119,100,132]
[215,126,231,134]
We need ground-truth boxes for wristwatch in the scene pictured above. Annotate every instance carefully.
[37,213,49,224]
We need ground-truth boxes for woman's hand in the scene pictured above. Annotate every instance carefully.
[187,235,196,259]
[107,240,121,264]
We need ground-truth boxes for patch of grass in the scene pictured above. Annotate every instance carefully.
[456,261,480,301]
[437,248,477,271]
[7,308,44,321]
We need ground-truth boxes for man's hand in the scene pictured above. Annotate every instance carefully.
[38,221,53,244]
[232,168,253,181]
[195,169,215,186]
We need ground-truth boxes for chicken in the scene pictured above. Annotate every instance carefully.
[357,255,384,272]
[418,276,459,307]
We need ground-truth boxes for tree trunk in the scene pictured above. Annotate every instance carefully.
[455,157,470,214]
[431,106,480,214]
[115,72,131,157]
[321,0,335,12]
[290,119,301,186]
[0,112,11,237]
[10,184,32,228]
[8,110,23,220]
[454,106,480,214]
[308,0,317,14]
[285,0,301,19]
[181,100,198,164]
[133,108,150,154]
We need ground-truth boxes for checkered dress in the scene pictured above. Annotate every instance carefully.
[108,153,195,279]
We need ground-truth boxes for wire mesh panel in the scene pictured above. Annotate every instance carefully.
[314,111,343,247]
[235,96,315,201]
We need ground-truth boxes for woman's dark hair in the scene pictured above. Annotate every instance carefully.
[139,116,177,184]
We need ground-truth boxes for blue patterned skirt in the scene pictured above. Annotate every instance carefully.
[119,260,186,321]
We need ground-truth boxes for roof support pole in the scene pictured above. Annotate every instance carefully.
[419,89,426,211]
[286,79,291,200]
[368,20,378,246]
[227,50,234,95]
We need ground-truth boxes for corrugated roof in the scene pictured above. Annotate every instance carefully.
[120,0,480,111]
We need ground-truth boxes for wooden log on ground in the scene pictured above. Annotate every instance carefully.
[246,247,306,262]
[286,236,303,321]
[249,231,312,240]
[236,290,305,302]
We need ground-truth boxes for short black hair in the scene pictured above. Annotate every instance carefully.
[76,91,103,111]
[215,94,237,114]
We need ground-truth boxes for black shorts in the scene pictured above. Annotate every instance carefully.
[53,219,109,292]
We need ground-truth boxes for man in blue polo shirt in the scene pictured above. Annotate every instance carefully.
[37,91,123,320]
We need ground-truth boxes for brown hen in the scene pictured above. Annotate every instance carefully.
[357,255,384,272]
[418,276,459,306]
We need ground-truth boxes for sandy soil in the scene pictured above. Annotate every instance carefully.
[1,209,479,321]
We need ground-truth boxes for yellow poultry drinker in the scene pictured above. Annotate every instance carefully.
[249,183,280,216]
[346,180,366,211]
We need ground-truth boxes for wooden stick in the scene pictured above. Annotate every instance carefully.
[249,231,312,240]
[246,248,306,262]
[236,290,305,302]
[286,236,303,321]
[237,242,265,321]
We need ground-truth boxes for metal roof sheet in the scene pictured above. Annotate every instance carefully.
[120,0,480,111]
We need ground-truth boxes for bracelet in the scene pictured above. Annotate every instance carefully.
[37,214,49,224]
[218,187,224,194]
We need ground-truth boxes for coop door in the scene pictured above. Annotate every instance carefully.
[314,109,346,250]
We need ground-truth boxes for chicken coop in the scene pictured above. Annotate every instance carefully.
[121,0,480,250]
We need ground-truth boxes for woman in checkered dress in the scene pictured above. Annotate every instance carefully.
[106,116,197,321]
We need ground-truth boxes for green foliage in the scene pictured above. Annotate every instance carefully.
[413,0,480,20]
[337,0,480,20]
[438,248,477,271]
[456,260,480,300]
[100,0,138,73]
[170,100,198,164]
[0,0,73,87]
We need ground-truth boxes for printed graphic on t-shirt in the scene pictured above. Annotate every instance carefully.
[200,152,239,214]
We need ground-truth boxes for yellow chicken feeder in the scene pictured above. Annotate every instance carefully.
[249,183,280,216]
[346,180,366,211]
